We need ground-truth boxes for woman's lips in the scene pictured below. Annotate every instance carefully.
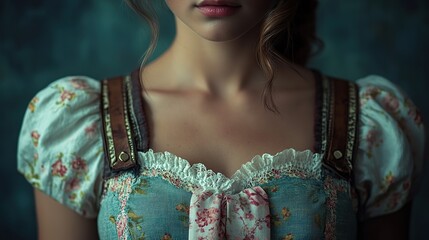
[196,1,241,17]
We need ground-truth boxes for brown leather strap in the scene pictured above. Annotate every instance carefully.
[101,76,138,173]
[323,77,359,180]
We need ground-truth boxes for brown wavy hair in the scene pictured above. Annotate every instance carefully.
[125,0,322,112]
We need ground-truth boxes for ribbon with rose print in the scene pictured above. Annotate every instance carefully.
[189,186,271,240]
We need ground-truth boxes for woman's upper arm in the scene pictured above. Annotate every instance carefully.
[35,189,99,240]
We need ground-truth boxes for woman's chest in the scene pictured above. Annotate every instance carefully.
[145,92,315,178]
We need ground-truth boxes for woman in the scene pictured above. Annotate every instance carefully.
[18,0,424,239]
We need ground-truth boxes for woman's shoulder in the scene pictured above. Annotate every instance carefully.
[352,75,425,221]
[24,76,101,114]
[17,75,104,218]
[355,75,424,154]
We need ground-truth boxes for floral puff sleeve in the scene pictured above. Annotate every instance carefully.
[17,76,104,218]
[354,75,425,221]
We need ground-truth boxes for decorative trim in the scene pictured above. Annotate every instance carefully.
[320,76,331,155]
[123,76,137,167]
[321,78,358,181]
[345,82,358,169]
[101,80,117,166]
[106,174,134,240]
[324,176,338,240]
[139,148,323,194]
[101,76,139,176]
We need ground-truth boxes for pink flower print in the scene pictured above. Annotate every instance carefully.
[61,90,76,102]
[70,78,89,90]
[365,87,381,99]
[254,186,269,203]
[55,85,77,107]
[364,128,382,157]
[31,131,40,147]
[85,122,97,137]
[243,234,256,240]
[265,214,271,228]
[189,188,271,239]
[51,159,67,177]
[245,212,255,220]
[408,107,423,126]
[67,178,81,191]
[71,157,87,172]
[116,215,128,239]
[360,87,380,106]
[239,196,250,207]
[108,176,121,192]
[197,191,214,202]
[243,189,258,202]
[243,187,268,206]
[195,208,220,228]
[366,129,381,147]
[382,93,400,114]
[118,177,133,209]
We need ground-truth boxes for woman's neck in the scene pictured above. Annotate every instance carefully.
[150,18,268,97]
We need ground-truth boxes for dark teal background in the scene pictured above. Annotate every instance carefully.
[1,0,428,239]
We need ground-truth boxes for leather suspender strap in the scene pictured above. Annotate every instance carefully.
[101,76,138,174]
[323,77,359,181]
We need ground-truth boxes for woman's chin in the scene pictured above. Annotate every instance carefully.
[189,25,258,43]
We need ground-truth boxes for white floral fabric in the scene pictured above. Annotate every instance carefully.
[189,187,270,239]
[17,77,104,217]
[355,75,425,220]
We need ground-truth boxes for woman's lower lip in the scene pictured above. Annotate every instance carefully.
[197,6,240,17]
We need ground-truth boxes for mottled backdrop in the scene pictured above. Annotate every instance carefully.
[1,0,428,239]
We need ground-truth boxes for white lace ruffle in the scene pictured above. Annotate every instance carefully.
[138,148,323,194]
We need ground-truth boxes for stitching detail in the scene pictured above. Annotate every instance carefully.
[102,80,117,166]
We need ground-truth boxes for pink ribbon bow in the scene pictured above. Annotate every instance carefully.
[189,186,271,240]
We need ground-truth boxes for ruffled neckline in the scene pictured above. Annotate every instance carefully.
[138,148,323,194]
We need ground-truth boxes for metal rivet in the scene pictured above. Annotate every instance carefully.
[118,151,130,162]
[333,150,343,159]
